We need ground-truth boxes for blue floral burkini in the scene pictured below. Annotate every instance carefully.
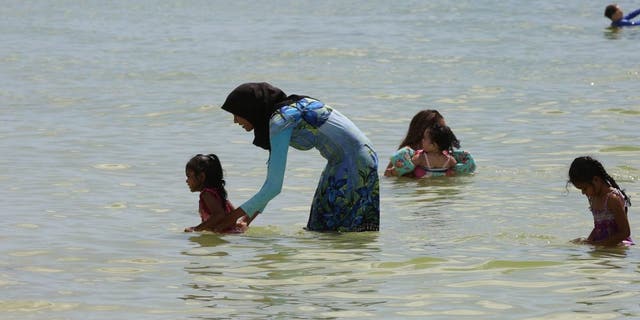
[270,98,380,232]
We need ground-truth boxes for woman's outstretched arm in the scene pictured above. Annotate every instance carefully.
[212,128,293,231]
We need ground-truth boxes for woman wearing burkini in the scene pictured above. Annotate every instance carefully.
[216,82,380,232]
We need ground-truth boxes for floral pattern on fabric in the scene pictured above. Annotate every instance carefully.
[308,145,380,232]
[270,98,380,232]
[270,98,332,150]
[389,147,416,176]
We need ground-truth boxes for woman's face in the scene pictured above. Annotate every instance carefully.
[233,115,254,131]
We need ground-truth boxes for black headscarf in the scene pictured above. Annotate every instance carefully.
[221,82,303,150]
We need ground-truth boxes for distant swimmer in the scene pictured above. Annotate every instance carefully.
[604,4,640,27]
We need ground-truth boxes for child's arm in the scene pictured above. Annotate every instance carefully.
[385,161,393,170]
[191,192,228,232]
[411,150,427,167]
[445,154,457,169]
[386,147,416,177]
[208,128,292,232]
[592,194,631,246]
[570,225,596,244]
[625,8,640,20]
[384,161,397,176]
[238,127,291,217]
[586,227,597,242]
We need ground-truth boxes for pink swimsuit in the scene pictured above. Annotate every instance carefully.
[590,189,634,245]
[199,187,244,233]
[199,187,233,221]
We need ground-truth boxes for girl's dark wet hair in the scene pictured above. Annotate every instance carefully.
[568,156,630,206]
[186,154,227,200]
[427,124,460,152]
[604,4,618,19]
[398,109,445,150]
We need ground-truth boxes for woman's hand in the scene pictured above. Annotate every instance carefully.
[237,212,258,227]
[213,207,250,232]
[184,208,255,233]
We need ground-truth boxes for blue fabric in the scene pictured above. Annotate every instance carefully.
[612,8,640,26]
[242,97,380,231]
[239,127,292,218]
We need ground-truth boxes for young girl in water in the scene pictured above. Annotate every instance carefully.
[412,124,459,178]
[384,109,446,177]
[184,154,249,233]
[568,156,633,246]
[389,124,460,178]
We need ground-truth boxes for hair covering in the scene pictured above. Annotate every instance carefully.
[221,82,303,150]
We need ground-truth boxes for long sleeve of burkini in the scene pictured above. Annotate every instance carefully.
[239,127,292,218]
[625,8,640,20]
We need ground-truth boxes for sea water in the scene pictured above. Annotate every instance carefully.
[1,1,639,319]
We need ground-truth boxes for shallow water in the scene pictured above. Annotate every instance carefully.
[2,1,639,319]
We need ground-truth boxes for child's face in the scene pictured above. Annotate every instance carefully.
[421,130,437,152]
[573,182,595,198]
[186,170,204,192]
[611,6,623,21]
[573,177,606,198]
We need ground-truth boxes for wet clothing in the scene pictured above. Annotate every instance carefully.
[589,189,634,245]
[611,8,640,27]
[239,98,380,232]
[199,187,233,222]
[389,147,476,178]
[413,149,455,178]
[198,187,244,233]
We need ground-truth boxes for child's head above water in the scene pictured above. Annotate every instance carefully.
[422,124,460,153]
[398,109,446,150]
[568,156,630,204]
[185,154,227,197]
[569,156,612,187]
[604,4,623,21]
